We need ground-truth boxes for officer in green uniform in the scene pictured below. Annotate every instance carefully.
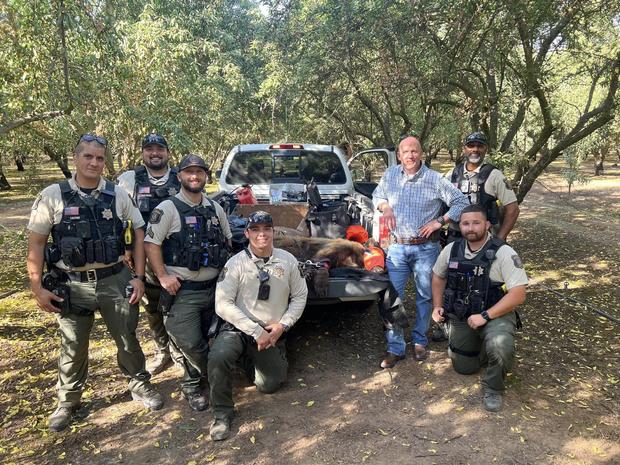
[431,204,527,412]
[208,211,308,441]
[144,154,232,411]
[118,133,181,375]
[26,134,164,433]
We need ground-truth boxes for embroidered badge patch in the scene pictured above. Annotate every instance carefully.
[168,187,178,196]
[149,208,163,224]
[511,254,524,268]
[101,208,114,220]
[273,265,285,278]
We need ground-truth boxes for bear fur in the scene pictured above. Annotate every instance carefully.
[274,236,365,269]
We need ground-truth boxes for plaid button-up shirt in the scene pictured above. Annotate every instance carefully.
[373,164,468,239]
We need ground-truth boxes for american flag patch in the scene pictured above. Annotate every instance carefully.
[448,261,459,269]
[64,207,80,216]
[138,186,151,194]
[185,216,197,224]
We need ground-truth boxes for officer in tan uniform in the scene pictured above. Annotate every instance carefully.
[432,204,527,412]
[208,211,308,441]
[444,132,519,241]
[144,154,231,411]
[118,133,180,375]
[26,134,163,433]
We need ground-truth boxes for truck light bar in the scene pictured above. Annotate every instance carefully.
[269,144,304,149]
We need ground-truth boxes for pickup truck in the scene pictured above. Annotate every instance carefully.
[212,143,397,305]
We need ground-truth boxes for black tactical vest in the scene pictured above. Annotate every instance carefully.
[134,166,181,223]
[443,237,506,320]
[51,181,125,267]
[451,163,500,224]
[161,197,228,271]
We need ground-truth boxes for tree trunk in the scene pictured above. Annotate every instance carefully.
[0,167,11,190]
[14,154,25,171]
[43,144,72,178]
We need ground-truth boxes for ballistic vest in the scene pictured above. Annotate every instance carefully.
[451,163,500,224]
[133,166,181,223]
[51,181,125,267]
[443,237,505,321]
[161,197,228,271]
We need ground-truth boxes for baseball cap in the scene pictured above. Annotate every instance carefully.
[464,132,487,145]
[178,154,208,172]
[142,133,168,149]
[246,211,273,229]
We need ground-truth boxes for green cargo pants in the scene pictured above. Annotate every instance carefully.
[142,283,169,352]
[56,267,150,407]
[163,286,215,394]
[208,330,288,420]
[447,312,517,392]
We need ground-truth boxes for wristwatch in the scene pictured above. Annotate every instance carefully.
[481,310,491,321]
[436,216,446,226]
[134,275,146,282]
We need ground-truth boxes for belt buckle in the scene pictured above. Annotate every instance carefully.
[86,269,97,282]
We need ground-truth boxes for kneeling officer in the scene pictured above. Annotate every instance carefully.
[27,134,163,433]
[144,154,232,411]
[431,204,528,412]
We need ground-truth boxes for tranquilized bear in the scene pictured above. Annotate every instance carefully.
[274,236,365,269]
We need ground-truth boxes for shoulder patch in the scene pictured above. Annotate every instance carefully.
[511,254,523,269]
[218,267,227,282]
[149,208,163,224]
[32,194,42,211]
[503,178,513,190]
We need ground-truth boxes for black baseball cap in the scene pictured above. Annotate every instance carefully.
[142,133,168,149]
[246,211,273,229]
[178,154,208,172]
[464,132,487,145]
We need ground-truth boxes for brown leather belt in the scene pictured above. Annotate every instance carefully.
[395,236,429,245]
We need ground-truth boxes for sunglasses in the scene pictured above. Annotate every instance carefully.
[77,133,108,148]
[142,134,168,147]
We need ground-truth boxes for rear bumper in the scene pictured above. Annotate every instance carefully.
[307,270,391,304]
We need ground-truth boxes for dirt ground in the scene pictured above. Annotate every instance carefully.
[0,161,619,465]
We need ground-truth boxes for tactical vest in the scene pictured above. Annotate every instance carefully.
[51,181,125,267]
[443,237,506,321]
[162,197,228,271]
[133,166,181,223]
[451,163,500,224]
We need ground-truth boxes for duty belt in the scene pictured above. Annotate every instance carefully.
[62,262,125,283]
[179,277,218,291]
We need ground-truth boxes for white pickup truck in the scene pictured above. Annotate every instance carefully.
[212,143,397,305]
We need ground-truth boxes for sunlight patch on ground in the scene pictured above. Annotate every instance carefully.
[559,437,620,464]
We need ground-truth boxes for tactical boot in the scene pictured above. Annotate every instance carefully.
[182,390,208,412]
[131,383,164,411]
[210,417,231,441]
[48,405,80,432]
[147,350,173,376]
[483,390,503,412]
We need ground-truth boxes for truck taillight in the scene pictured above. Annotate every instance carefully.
[269,144,304,149]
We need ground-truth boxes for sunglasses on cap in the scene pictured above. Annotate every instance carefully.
[76,133,108,148]
[142,133,168,148]
[246,212,273,229]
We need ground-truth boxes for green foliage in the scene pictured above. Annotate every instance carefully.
[561,146,590,198]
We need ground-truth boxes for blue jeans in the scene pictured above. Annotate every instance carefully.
[385,241,440,355]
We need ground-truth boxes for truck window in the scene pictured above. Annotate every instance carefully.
[226,150,347,185]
